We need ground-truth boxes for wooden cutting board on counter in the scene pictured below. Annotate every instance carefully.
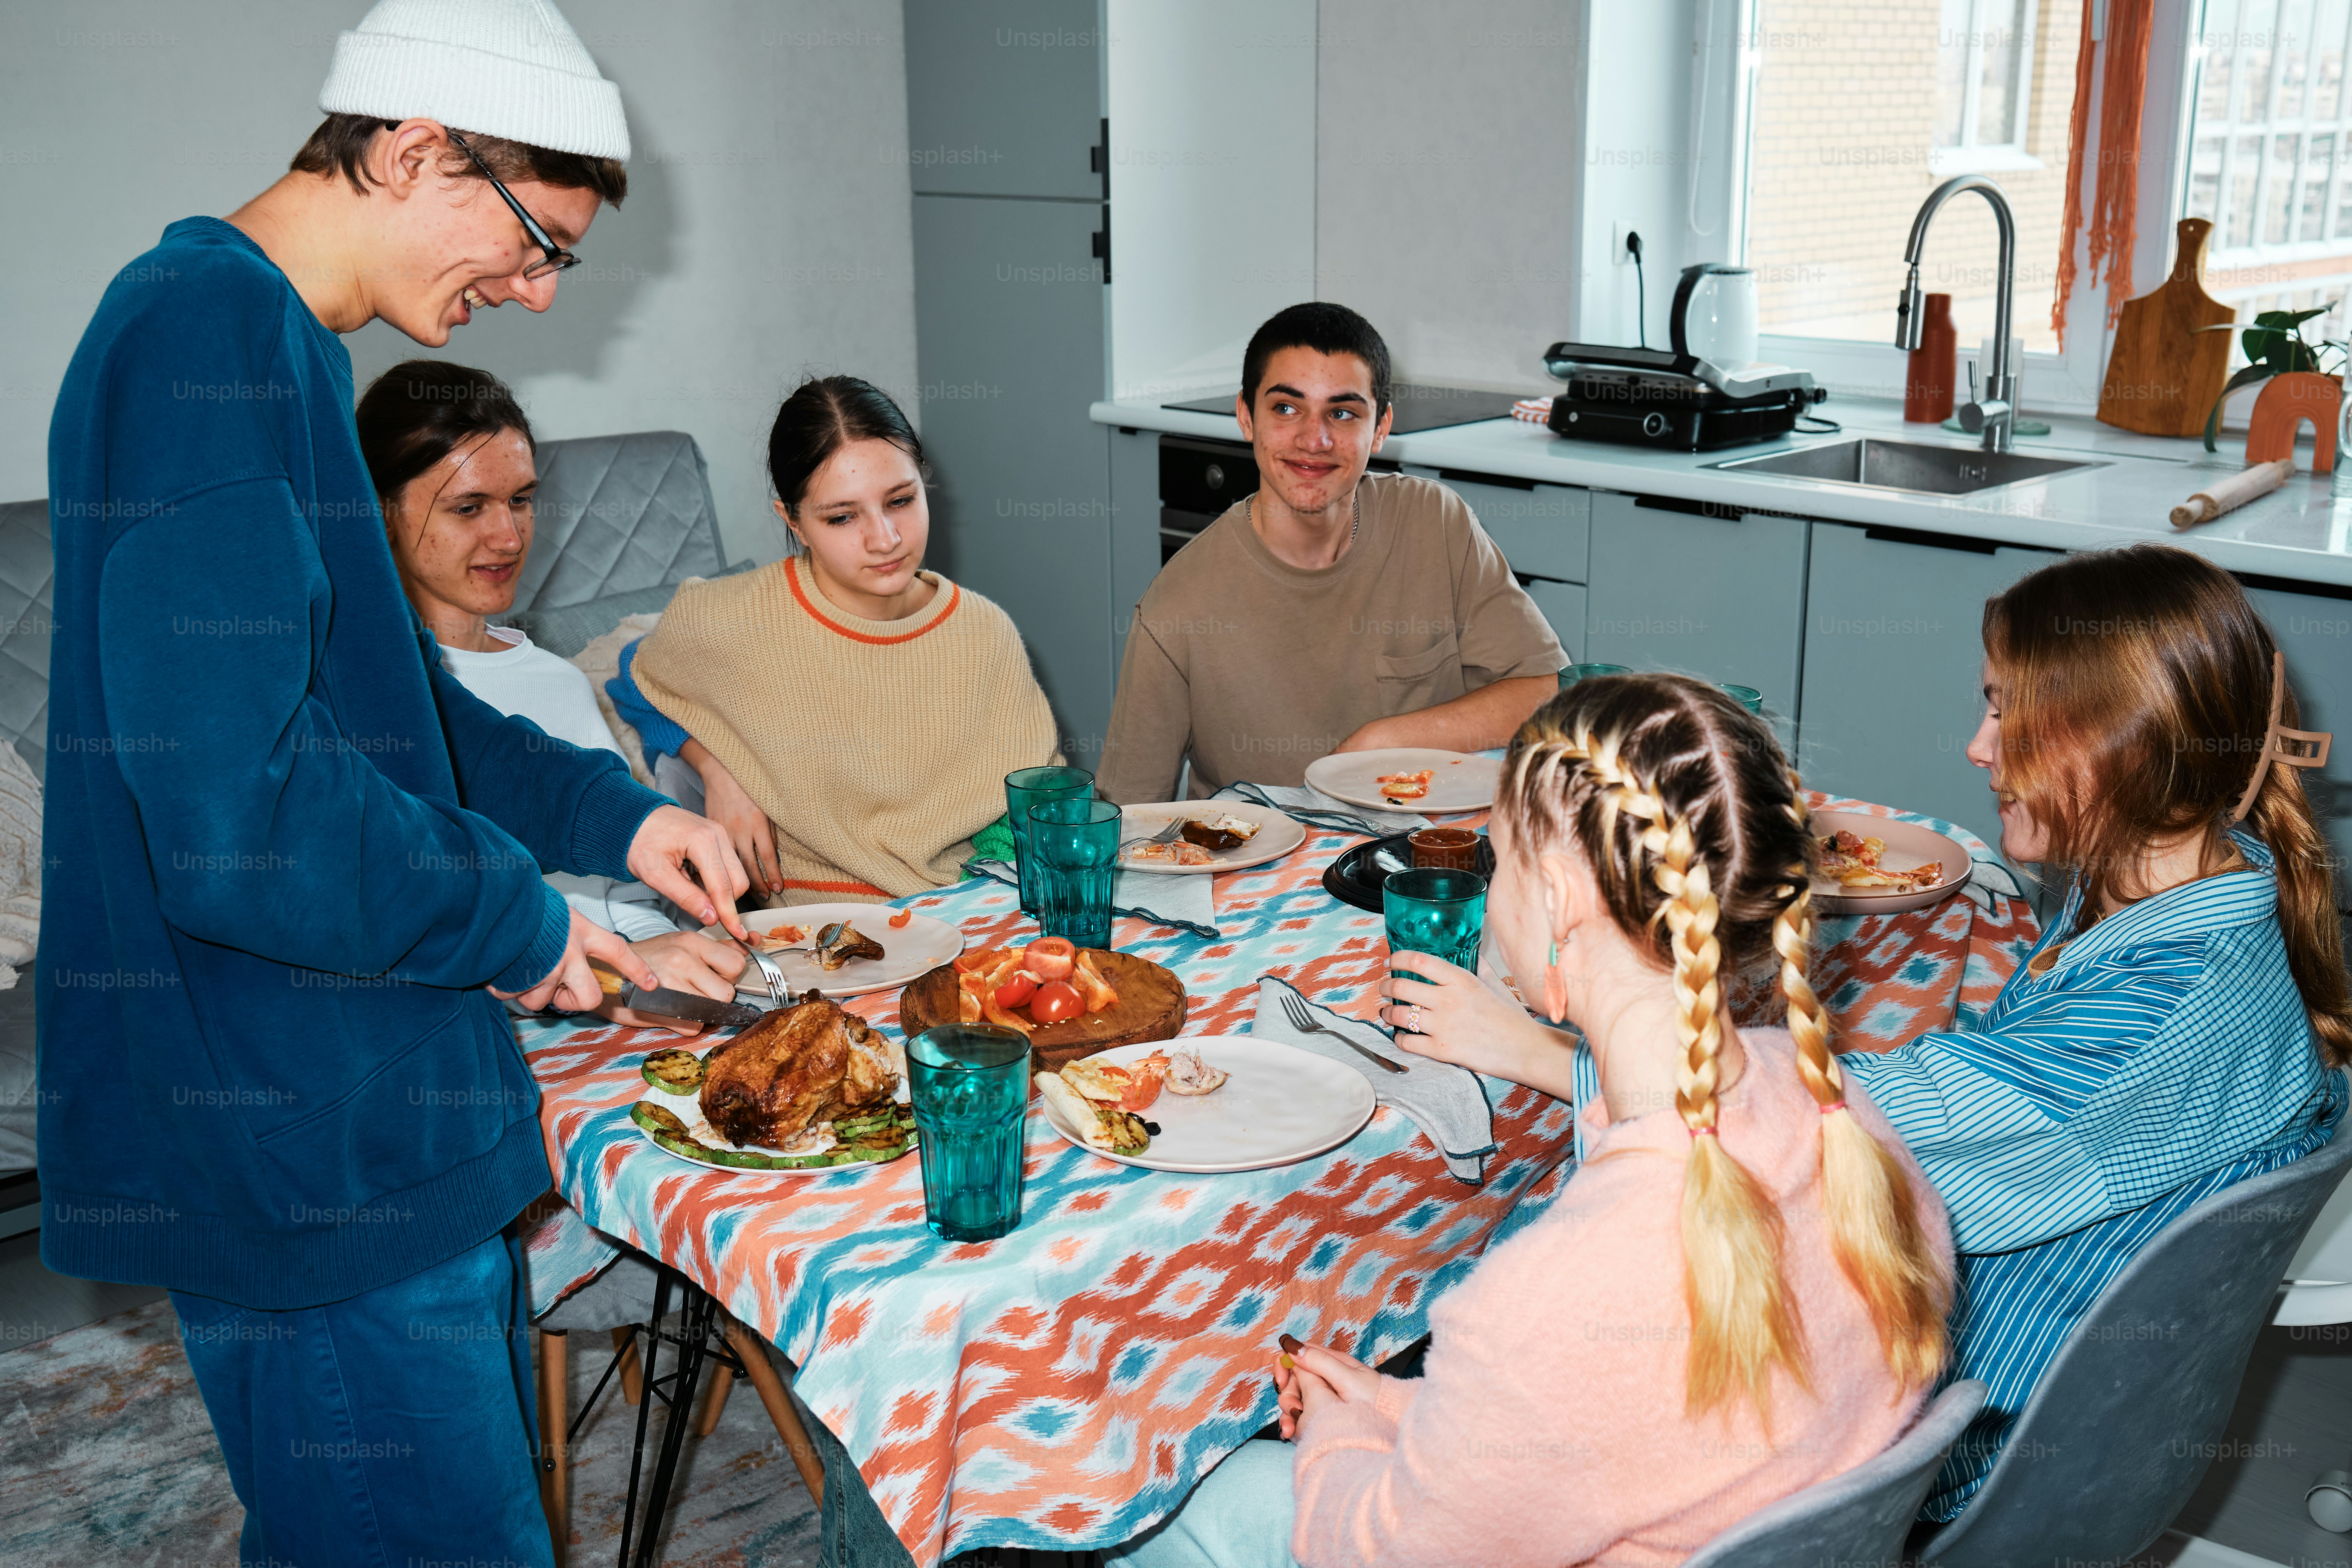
[897,949,1187,1076]
[2097,217,2236,437]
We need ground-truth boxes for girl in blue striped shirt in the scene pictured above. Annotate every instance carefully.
[1836,543,2347,1518]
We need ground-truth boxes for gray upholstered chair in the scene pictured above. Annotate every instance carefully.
[495,429,749,657]
[1683,1380,1984,1568]
[1916,1087,2352,1568]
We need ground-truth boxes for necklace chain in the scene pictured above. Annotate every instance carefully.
[1252,486,1360,561]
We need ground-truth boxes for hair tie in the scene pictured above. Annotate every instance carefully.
[1689,1125,1719,1139]
[2232,651,2333,822]
[1819,1100,1848,1116]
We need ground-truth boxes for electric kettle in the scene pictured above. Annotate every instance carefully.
[1670,263,1758,366]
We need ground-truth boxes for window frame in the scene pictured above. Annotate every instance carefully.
[1931,0,2047,175]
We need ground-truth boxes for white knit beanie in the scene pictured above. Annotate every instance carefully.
[319,0,629,162]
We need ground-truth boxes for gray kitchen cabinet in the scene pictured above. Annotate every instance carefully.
[2241,579,2352,909]
[903,0,1105,199]
[1583,491,1808,717]
[1410,468,1590,583]
[1798,521,2060,858]
[910,193,1111,750]
[1519,576,1586,663]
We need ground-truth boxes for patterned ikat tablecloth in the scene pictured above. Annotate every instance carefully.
[525,792,2039,1564]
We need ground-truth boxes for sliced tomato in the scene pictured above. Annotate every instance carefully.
[1028,979,1084,1023]
[994,969,1040,1009]
[1024,937,1077,981]
[888,908,913,929]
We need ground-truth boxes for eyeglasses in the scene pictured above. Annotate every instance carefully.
[446,130,579,281]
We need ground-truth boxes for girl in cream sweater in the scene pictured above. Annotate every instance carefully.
[1113,675,1956,1568]
[611,377,1058,903]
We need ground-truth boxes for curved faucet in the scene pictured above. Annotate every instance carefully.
[1895,175,2017,452]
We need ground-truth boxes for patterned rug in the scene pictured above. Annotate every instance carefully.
[0,1297,824,1566]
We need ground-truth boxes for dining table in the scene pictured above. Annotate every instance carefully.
[522,789,2040,1566]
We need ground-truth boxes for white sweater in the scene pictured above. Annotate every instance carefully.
[440,628,678,942]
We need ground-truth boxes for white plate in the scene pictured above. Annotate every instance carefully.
[631,1056,912,1177]
[1117,801,1306,874]
[1034,1035,1377,1173]
[1809,811,1970,916]
[1304,749,1499,815]
[707,903,964,998]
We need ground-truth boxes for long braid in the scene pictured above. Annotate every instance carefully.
[1775,780,1952,1387]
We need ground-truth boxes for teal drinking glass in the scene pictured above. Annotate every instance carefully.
[1559,662,1631,688]
[1383,867,1487,976]
[906,1024,1032,1242]
[1720,684,1764,714]
[1026,797,1122,948]
[1004,766,1093,917]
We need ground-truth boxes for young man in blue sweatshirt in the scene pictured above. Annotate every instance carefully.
[38,3,749,1560]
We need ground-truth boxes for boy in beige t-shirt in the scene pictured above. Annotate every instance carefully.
[1099,304,1563,802]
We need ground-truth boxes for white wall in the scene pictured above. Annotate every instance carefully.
[1315,0,1585,391]
[1106,0,1316,401]
[0,0,917,567]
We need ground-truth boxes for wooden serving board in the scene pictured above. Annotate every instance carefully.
[2097,217,2236,438]
[896,949,1186,1076]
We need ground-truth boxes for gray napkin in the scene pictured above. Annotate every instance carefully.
[1962,856,2026,914]
[965,859,1218,940]
[1248,976,1496,1184]
[1216,781,1431,837]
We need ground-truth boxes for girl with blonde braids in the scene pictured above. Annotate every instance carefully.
[1110,676,1954,1568]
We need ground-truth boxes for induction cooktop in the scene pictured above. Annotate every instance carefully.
[1162,382,1526,435]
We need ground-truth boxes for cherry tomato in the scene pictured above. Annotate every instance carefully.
[1024,937,1077,981]
[994,969,1039,1009]
[1028,979,1084,1023]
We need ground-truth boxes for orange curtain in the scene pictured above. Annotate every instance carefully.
[2053,0,2156,348]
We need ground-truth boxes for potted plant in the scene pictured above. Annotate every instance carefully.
[2202,305,2346,450]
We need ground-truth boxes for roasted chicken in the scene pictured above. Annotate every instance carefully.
[700,992,904,1148]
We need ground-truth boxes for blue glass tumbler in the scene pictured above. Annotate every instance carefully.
[1004,766,1093,917]
[1026,797,1122,949]
[1383,867,1487,977]
[906,1024,1032,1242]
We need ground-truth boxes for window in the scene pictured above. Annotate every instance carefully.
[1743,0,2084,357]
[1935,0,2047,173]
[2183,0,2352,345]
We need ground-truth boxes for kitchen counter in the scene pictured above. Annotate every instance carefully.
[1091,395,2352,590]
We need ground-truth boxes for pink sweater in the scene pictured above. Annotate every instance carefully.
[1290,1027,1954,1568]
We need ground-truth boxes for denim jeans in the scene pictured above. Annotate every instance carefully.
[169,1228,551,1568]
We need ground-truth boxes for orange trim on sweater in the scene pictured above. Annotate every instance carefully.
[787,557,961,646]
[781,877,891,897]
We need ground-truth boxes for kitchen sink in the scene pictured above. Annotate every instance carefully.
[1706,436,2105,495]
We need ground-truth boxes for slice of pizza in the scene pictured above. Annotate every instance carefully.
[1130,840,1216,866]
[1377,768,1435,802]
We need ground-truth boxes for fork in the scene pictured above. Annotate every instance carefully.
[1120,817,1190,851]
[732,936,790,1006]
[1278,991,1410,1075]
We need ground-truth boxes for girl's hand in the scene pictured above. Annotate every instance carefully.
[1380,949,1581,1101]
[1274,1337,1381,1438]
[684,740,783,897]
[599,932,749,1036]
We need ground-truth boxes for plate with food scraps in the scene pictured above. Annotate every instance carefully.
[1303,748,1500,816]
[1118,800,1305,873]
[1808,811,1970,916]
[630,1038,916,1175]
[1032,1035,1376,1174]
[707,902,964,998]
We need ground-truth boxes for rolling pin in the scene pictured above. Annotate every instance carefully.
[2171,459,2295,529]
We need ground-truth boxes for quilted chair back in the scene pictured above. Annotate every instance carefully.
[0,501,51,781]
[513,430,728,609]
